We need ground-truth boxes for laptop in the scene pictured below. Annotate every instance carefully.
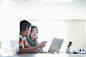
[38,38,64,53]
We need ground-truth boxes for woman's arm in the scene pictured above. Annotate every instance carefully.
[19,45,40,53]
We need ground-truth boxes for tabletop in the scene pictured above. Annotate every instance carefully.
[0,53,86,57]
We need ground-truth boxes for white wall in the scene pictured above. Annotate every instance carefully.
[66,20,85,51]
[25,20,86,52]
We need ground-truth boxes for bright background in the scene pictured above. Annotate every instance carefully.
[0,0,86,53]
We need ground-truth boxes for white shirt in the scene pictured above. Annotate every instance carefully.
[66,47,73,53]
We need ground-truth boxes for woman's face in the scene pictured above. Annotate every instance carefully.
[70,43,72,46]
[30,28,38,39]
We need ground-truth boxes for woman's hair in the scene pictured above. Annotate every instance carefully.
[30,26,38,35]
[67,41,72,47]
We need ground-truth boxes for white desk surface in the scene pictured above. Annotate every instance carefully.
[0,53,86,57]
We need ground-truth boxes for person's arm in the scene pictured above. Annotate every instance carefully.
[19,41,46,54]
[24,44,31,48]
[19,45,39,53]
[24,44,41,52]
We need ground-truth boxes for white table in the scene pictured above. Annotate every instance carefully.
[0,53,86,57]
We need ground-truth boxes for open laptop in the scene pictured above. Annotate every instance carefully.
[38,38,64,53]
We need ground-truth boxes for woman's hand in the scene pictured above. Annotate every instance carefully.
[35,37,38,39]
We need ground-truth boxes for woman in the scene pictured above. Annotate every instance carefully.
[26,26,39,46]
[66,41,73,53]
[26,26,43,51]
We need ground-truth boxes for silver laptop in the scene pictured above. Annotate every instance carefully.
[48,38,64,53]
[38,38,64,53]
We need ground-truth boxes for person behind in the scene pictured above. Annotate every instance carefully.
[66,41,79,54]
[18,20,46,54]
[66,41,73,53]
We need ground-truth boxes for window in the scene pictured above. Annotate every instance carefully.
[34,21,66,52]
